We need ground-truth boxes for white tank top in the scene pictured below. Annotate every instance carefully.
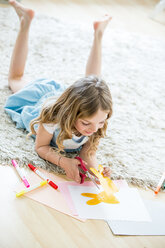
[43,123,89,150]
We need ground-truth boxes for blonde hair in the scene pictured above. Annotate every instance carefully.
[30,75,113,155]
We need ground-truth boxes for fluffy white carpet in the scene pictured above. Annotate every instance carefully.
[0,7,165,190]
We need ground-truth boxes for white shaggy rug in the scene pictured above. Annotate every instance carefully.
[0,7,165,190]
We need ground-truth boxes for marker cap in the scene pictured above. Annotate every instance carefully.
[28,164,36,171]
[23,179,30,188]
[49,180,58,189]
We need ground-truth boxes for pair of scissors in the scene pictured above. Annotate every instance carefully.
[75,156,100,189]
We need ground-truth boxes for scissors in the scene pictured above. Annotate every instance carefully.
[75,156,100,189]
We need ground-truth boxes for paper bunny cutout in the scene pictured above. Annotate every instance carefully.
[90,165,119,197]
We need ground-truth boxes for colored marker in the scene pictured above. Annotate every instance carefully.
[12,160,30,188]
[16,180,47,197]
[154,171,165,194]
[28,164,58,190]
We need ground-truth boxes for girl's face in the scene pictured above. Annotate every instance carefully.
[74,109,108,136]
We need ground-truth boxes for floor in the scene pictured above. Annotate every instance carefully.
[21,0,165,39]
[0,1,165,247]
[1,0,165,38]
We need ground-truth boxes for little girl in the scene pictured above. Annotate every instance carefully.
[5,0,113,183]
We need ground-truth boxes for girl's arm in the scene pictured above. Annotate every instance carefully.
[79,140,111,177]
[35,124,82,183]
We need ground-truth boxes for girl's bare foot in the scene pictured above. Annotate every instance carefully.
[94,14,112,37]
[9,0,34,30]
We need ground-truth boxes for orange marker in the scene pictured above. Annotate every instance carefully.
[154,171,165,194]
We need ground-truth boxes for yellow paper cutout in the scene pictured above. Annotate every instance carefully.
[90,165,119,197]
[81,191,119,205]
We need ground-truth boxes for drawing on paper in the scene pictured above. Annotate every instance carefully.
[81,191,119,205]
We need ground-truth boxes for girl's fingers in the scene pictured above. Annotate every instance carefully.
[102,167,111,177]
[82,160,88,166]
[75,177,81,183]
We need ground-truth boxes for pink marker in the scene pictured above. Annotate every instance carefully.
[12,160,30,188]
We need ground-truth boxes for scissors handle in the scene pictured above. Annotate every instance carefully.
[75,156,100,188]
[79,172,86,184]
[75,156,87,184]
[75,156,87,172]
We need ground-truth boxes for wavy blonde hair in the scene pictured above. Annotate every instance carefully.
[30,75,113,155]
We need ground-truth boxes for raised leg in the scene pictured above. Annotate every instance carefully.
[8,0,34,93]
[85,15,112,77]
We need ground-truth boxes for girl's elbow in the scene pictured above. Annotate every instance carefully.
[35,144,40,154]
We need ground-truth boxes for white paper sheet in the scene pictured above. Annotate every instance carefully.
[68,185,151,221]
[107,200,165,235]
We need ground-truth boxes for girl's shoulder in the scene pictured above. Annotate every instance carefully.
[42,123,59,134]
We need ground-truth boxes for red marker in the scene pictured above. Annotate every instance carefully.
[28,164,58,190]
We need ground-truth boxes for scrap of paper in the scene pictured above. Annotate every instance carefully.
[14,168,85,221]
[90,165,119,197]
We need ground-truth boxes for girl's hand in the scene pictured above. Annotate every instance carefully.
[61,157,87,183]
[90,166,111,179]
[89,166,111,185]
[102,166,111,178]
